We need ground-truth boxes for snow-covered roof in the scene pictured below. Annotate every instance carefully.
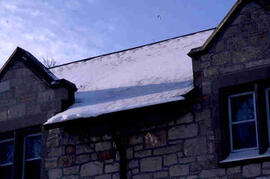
[45,29,214,125]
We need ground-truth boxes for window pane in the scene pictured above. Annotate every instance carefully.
[0,140,14,165]
[25,135,41,160]
[232,122,257,150]
[24,160,41,179]
[0,165,13,179]
[230,94,255,122]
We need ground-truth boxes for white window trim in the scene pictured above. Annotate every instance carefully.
[22,133,41,179]
[228,91,259,152]
[265,88,270,145]
[0,138,14,167]
[220,148,270,163]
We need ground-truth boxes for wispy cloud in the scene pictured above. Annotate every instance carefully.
[0,0,113,66]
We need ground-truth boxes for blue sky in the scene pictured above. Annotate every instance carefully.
[0,0,237,66]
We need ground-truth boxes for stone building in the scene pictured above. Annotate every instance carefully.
[1,0,270,178]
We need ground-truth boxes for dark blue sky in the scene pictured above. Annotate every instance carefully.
[0,0,237,65]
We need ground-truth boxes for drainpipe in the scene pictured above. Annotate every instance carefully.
[112,131,127,179]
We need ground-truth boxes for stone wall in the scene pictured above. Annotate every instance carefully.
[45,106,270,178]
[0,60,70,132]
[45,109,216,179]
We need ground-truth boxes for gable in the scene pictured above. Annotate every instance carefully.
[0,48,76,132]
[189,0,270,57]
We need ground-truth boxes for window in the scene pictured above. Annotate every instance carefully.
[228,92,259,151]
[220,82,270,163]
[22,133,42,179]
[0,128,41,179]
[0,139,14,179]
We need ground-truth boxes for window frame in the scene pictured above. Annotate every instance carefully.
[0,126,42,179]
[211,66,270,166]
[265,88,270,145]
[22,133,42,179]
[0,138,14,167]
[228,91,259,152]
[218,81,270,165]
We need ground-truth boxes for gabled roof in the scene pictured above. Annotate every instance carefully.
[45,29,214,125]
[0,47,77,91]
[188,0,269,57]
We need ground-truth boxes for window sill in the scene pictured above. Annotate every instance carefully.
[220,148,270,164]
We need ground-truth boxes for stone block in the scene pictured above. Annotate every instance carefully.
[178,157,195,164]
[154,171,168,178]
[153,144,182,155]
[63,166,79,175]
[98,150,116,161]
[168,124,198,140]
[59,155,75,167]
[46,134,60,148]
[263,162,270,168]
[105,163,119,173]
[211,52,231,65]
[227,166,240,175]
[95,175,112,179]
[242,164,261,177]
[129,135,143,145]
[76,154,90,164]
[95,142,112,151]
[204,67,218,78]
[164,154,177,166]
[128,160,138,169]
[134,145,143,151]
[48,169,62,179]
[91,153,98,160]
[62,175,79,179]
[134,150,151,158]
[8,103,25,119]
[223,26,239,38]
[140,157,162,172]
[112,173,120,179]
[199,169,225,178]
[263,169,270,175]
[184,137,207,156]
[145,130,166,148]
[47,147,62,157]
[132,168,139,174]
[26,103,41,115]
[0,111,7,121]
[65,144,76,155]
[169,164,189,177]
[220,64,243,74]
[176,113,194,124]
[37,90,55,103]
[0,80,10,93]
[76,144,93,154]
[133,174,152,179]
[80,161,103,177]
[45,158,58,169]
[232,47,256,63]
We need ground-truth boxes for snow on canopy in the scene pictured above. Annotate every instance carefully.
[45,29,214,125]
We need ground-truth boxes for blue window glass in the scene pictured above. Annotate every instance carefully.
[25,135,41,160]
[0,140,14,165]
[23,134,41,179]
[229,92,258,151]
[231,94,255,122]
[0,139,14,179]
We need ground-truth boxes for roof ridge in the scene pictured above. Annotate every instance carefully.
[50,27,215,69]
